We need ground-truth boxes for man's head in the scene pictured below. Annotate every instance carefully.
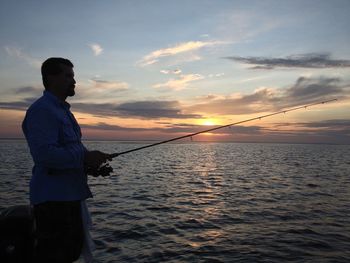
[41,57,76,100]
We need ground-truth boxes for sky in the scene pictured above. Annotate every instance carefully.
[0,0,349,144]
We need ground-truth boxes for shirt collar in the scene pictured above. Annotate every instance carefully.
[43,90,71,109]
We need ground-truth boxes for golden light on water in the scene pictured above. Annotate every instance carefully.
[202,132,214,136]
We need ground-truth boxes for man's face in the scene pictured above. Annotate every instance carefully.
[49,64,76,98]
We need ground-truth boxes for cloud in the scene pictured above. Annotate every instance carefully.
[3,76,347,120]
[0,97,37,111]
[89,79,128,90]
[159,122,263,135]
[208,73,225,78]
[80,122,149,132]
[80,121,263,137]
[0,99,200,119]
[14,86,40,94]
[300,119,350,130]
[88,43,103,56]
[153,74,204,91]
[138,41,222,67]
[224,53,350,69]
[173,69,182,74]
[188,76,349,115]
[276,119,350,130]
[4,46,41,68]
[71,79,129,101]
[160,69,182,75]
[271,119,350,142]
[111,100,201,119]
[284,77,344,104]
[63,100,201,119]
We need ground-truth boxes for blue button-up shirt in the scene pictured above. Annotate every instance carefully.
[22,90,92,204]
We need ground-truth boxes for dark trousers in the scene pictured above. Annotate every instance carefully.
[33,201,84,263]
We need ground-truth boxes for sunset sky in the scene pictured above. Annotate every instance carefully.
[0,0,349,144]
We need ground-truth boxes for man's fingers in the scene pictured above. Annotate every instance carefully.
[85,151,112,167]
[105,154,113,161]
[96,153,112,165]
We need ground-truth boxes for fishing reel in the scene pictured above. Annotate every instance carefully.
[86,163,113,177]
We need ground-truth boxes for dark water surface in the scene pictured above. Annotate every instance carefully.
[1,140,350,262]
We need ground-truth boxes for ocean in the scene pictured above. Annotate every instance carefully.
[1,140,350,262]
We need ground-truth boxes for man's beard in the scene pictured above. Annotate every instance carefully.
[67,86,75,97]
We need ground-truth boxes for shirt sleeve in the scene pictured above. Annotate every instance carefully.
[23,106,85,169]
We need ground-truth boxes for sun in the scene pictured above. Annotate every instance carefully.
[203,120,215,126]
[201,119,216,126]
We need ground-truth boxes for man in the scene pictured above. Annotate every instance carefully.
[22,57,110,262]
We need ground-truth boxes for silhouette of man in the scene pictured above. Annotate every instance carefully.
[22,57,110,262]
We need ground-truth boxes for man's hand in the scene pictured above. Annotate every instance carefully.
[84,150,111,169]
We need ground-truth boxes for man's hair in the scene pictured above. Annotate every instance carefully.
[41,57,74,89]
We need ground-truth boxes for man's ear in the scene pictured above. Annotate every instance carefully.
[46,74,56,87]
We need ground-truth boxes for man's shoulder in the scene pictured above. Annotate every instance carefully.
[28,94,55,111]
[26,95,60,119]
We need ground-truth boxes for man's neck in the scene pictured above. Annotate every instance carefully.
[47,89,67,102]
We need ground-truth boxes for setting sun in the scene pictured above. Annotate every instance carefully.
[201,119,217,126]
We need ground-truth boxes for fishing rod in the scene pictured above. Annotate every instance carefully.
[89,98,337,177]
[109,98,337,158]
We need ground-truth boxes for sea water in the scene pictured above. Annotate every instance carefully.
[1,140,349,262]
